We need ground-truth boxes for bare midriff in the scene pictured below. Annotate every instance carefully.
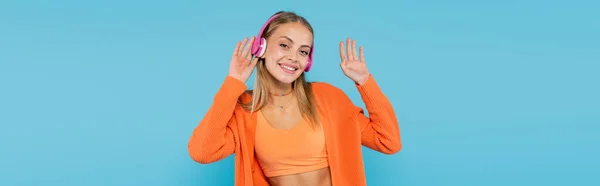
[267,167,332,186]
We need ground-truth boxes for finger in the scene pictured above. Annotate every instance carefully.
[250,56,259,67]
[233,41,241,56]
[359,45,365,62]
[346,38,353,61]
[238,37,248,56]
[339,41,347,61]
[242,36,254,59]
[351,40,357,61]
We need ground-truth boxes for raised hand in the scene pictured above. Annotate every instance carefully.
[339,38,371,85]
[229,36,259,83]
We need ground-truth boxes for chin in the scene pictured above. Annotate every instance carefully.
[266,62,303,84]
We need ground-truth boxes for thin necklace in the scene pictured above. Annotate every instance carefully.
[270,94,295,112]
[270,89,293,97]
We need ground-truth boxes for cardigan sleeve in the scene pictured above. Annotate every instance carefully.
[352,75,402,154]
[188,76,247,164]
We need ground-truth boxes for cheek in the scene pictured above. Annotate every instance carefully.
[266,45,282,58]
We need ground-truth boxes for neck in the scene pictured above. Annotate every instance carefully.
[270,81,292,96]
[267,84,295,112]
[265,72,293,96]
[265,74,295,108]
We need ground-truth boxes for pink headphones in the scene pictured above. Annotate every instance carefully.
[250,14,314,72]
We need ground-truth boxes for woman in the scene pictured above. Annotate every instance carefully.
[188,11,402,186]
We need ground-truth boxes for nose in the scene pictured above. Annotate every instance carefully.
[286,52,298,63]
[287,51,299,63]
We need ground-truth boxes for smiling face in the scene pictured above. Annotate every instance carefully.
[262,22,313,84]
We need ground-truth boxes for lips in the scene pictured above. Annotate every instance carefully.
[278,63,299,74]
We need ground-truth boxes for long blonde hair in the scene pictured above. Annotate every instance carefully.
[239,11,319,128]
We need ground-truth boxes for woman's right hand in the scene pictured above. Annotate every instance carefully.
[229,36,259,83]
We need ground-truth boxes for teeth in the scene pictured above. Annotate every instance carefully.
[281,65,297,71]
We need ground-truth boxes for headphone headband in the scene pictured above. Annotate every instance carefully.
[250,13,314,72]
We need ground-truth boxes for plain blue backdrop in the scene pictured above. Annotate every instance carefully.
[1,0,598,185]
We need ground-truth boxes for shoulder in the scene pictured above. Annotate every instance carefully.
[309,81,352,103]
[311,81,342,94]
[237,90,253,105]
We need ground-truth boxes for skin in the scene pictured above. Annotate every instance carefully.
[228,22,371,186]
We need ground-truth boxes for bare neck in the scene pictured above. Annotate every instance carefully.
[264,71,293,95]
[269,82,292,96]
[265,75,295,107]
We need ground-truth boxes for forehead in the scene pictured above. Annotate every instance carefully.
[269,22,313,46]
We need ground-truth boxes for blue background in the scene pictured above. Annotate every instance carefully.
[1,0,598,185]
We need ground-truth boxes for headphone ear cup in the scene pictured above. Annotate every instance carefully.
[304,46,314,72]
[251,37,261,57]
[257,38,267,57]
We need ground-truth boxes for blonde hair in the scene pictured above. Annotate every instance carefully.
[239,11,319,128]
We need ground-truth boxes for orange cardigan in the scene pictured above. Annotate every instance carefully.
[188,75,402,186]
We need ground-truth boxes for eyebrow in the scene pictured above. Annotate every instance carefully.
[280,36,312,49]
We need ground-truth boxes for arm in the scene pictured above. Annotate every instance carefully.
[187,76,247,164]
[352,75,402,154]
[337,38,401,154]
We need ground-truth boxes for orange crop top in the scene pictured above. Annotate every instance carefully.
[254,110,329,177]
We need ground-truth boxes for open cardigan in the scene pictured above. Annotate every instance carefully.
[188,75,402,186]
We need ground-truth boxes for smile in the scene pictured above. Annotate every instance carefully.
[278,63,298,74]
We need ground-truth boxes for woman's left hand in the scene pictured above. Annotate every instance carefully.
[339,38,371,85]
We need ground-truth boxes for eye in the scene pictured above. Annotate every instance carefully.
[279,44,289,48]
[300,51,309,56]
